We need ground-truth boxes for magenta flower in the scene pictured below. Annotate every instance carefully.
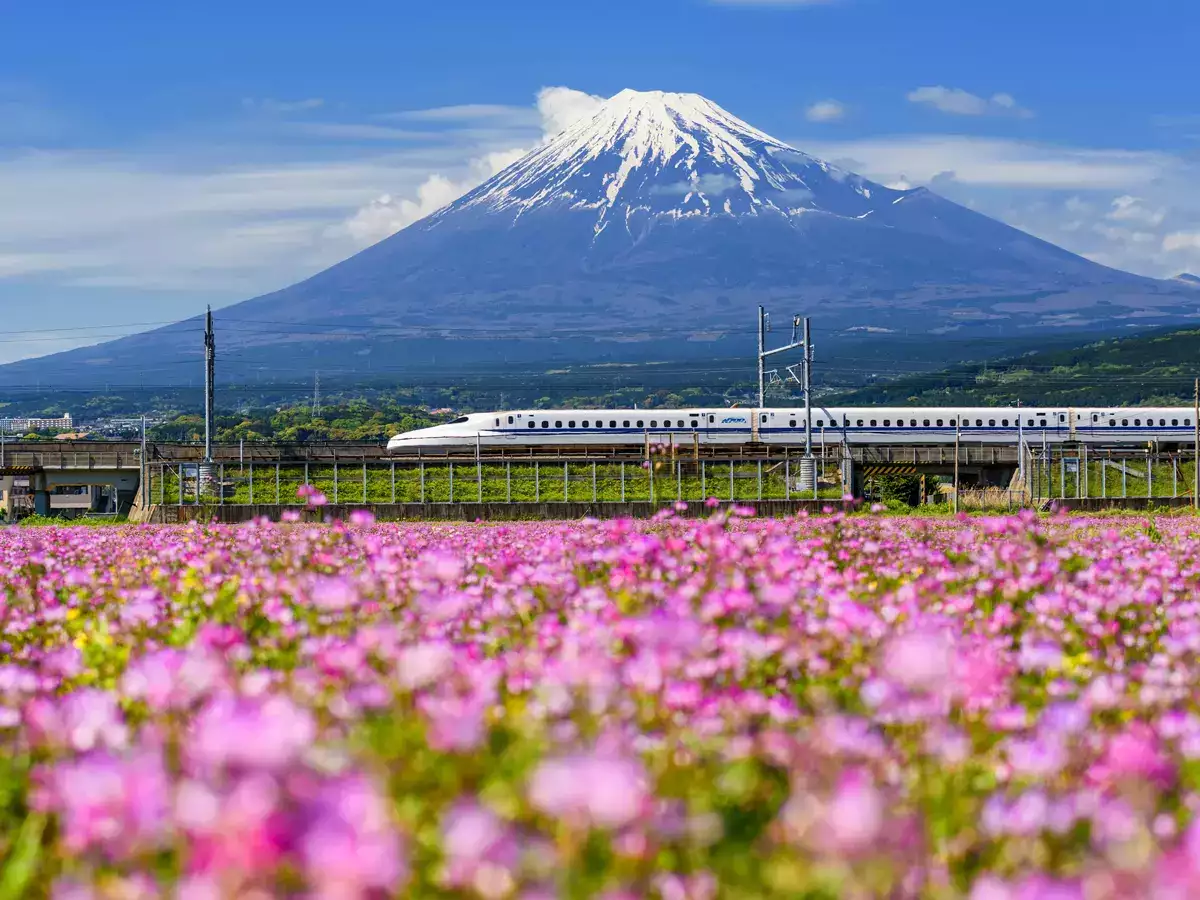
[189,693,316,772]
[300,774,408,897]
[39,748,171,860]
[529,750,647,829]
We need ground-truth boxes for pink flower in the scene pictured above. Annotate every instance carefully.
[40,748,171,860]
[397,641,456,690]
[821,768,884,855]
[419,693,487,752]
[26,689,128,752]
[882,628,952,693]
[440,800,518,893]
[1088,724,1175,789]
[189,693,316,772]
[529,751,648,829]
[300,774,408,898]
[179,774,290,878]
[308,575,359,612]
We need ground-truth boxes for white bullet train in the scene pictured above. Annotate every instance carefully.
[387,406,1199,452]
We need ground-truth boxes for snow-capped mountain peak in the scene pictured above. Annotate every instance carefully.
[442,88,892,233]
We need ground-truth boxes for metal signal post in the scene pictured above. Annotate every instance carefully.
[757,307,807,408]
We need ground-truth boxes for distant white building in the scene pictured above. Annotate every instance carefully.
[0,413,72,433]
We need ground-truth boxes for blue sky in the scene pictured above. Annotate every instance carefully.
[1,0,1197,362]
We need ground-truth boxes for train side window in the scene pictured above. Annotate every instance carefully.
[1160,418,1166,426]
[691,420,698,428]
[1173,419,1179,426]
[897,421,904,428]
[1121,419,1128,426]
[989,419,996,427]
[495,418,500,426]
[708,415,715,424]
[623,420,630,427]
[909,419,916,427]
[948,418,956,425]
[870,419,877,427]
[1187,419,1193,427]
[1059,414,1065,423]
[856,419,863,427]
[541,422,549,429]
[882,419,890,426]
[650,420,658,428]
[1027,418,1034,426]
[528,422,535,429]
[609,420,616,428]
[581,420,588,427]
[507,416,514,424]
[789,419,796,427]
[923,419,930,427]
[817,420,825,428]
[976,419,983,427]
[569,421,577,428]
[1134,418,1141,426]
[1109,419,1115,426]
[936,419,943,426]
[636,420,644,428]
[1002,419,1009,427]
[555,420,563,428]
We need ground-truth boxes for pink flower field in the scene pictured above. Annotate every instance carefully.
[4,509,1200,898]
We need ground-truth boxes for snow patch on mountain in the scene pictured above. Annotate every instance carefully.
[439,89,902,236]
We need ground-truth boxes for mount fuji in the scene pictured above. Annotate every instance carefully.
[3,89,1195,386]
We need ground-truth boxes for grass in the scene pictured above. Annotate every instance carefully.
[147,460,847,506]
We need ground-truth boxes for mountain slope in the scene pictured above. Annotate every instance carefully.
[836,324,1200,407]
[2,88,1194,387]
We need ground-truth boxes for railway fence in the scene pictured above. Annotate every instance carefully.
[144,455,850,509]
[1025,445,1199,504]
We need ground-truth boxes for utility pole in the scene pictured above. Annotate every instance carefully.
[757,306,766,408]
[803,317,813,460]
[204,305,215,463]
[1193,377,1198,511]
[953,417,960,514]
[140,416,146,512]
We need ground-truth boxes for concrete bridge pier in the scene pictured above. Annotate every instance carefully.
[31,471,50,516]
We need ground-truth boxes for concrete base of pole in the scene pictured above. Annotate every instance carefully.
[795,456,817,491]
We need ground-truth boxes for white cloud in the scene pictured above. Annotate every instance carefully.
[803,134,1164,189]
[286,122,441,142]
[535,86,606,137]
[335,87,606,246]
[1107,195,1165,226]
[242,97,325,114]
[339,149,528,244]
[710,0,836,5]
[907,86,1033,118]
[1164,232,1200,253]
[805,100,845,123]
[796,131,1200,279]
[384,103,535,123]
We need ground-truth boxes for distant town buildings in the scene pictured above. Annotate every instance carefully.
[0,413,72,433]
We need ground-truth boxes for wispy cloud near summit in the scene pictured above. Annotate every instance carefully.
[907,86,1033,119]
